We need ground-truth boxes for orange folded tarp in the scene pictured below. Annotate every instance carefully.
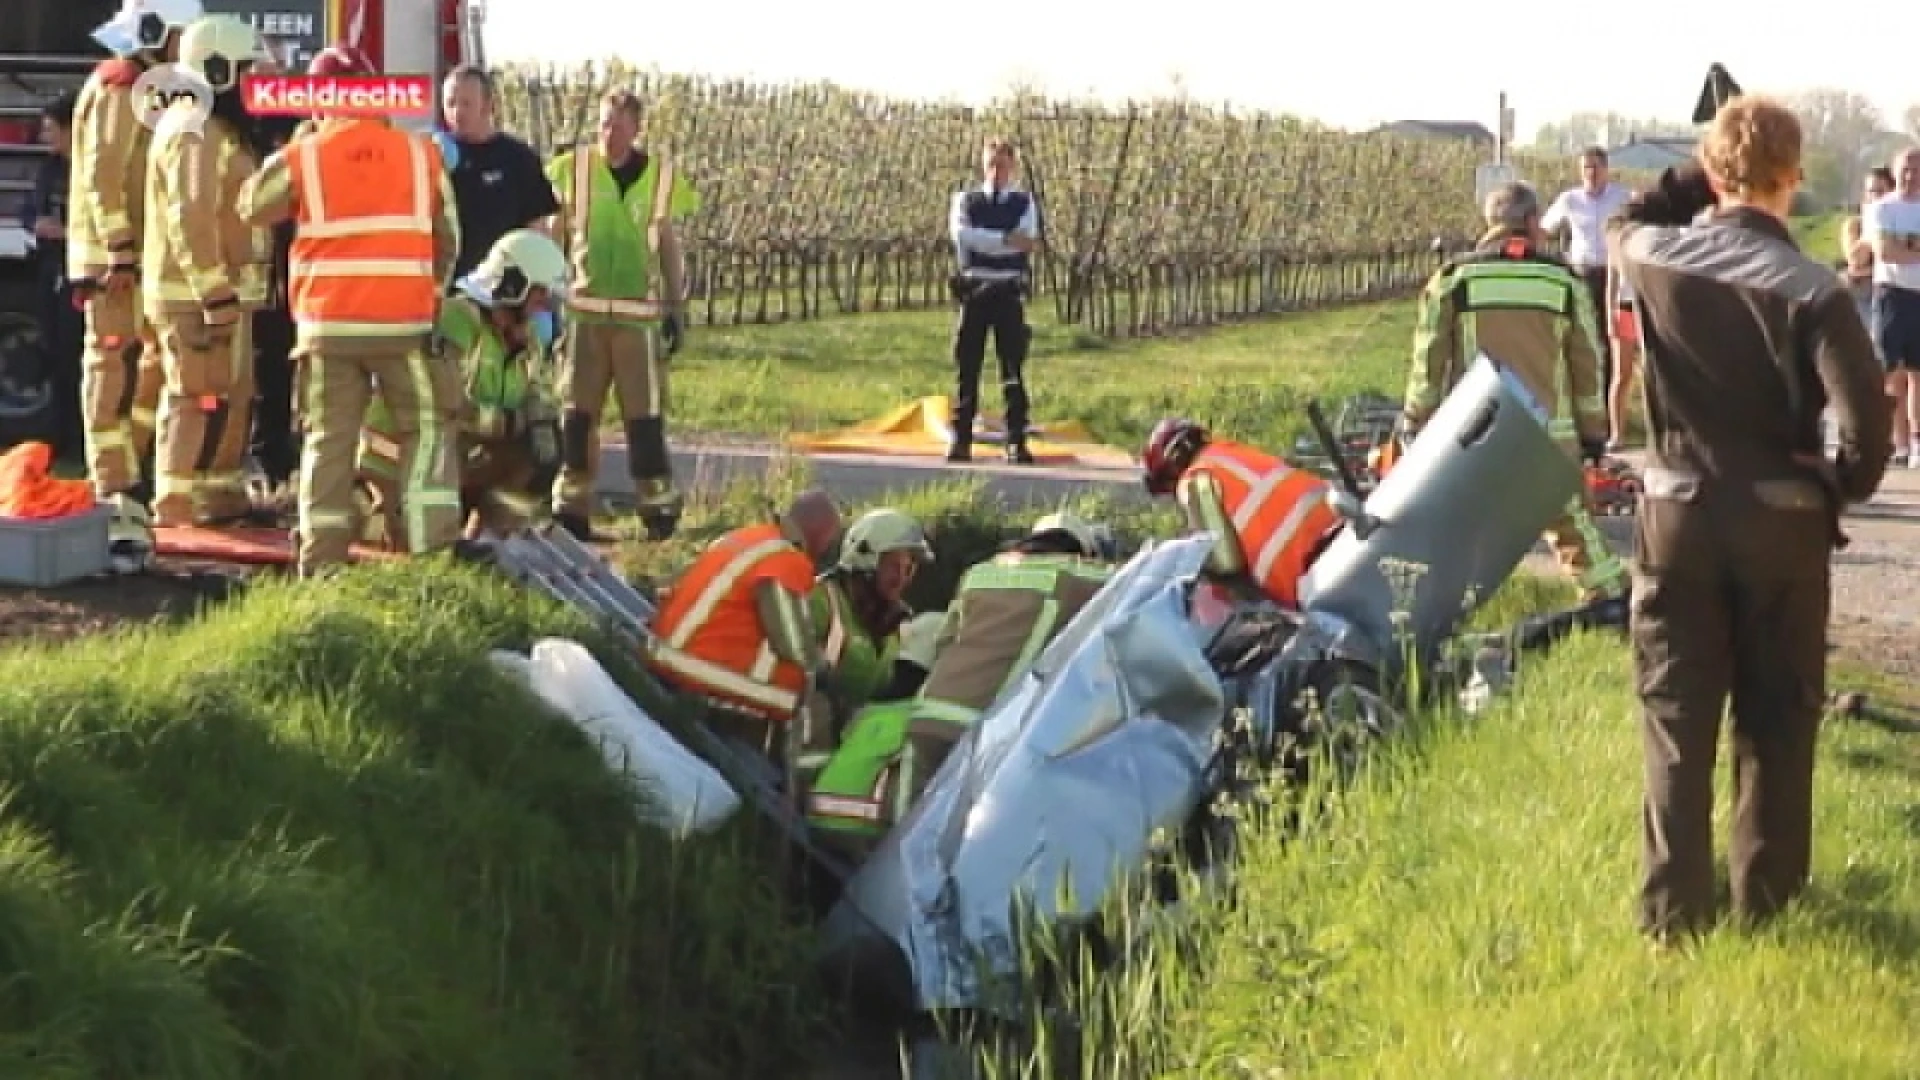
[0,442,96,519]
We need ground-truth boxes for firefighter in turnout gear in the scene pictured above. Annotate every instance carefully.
[646,490,844,763]
[544,89,702,543]
[142,14,273,529]
[356,229,569,548]
[237,58,465,577]
[71,0,205,570]
[1404,181,1627,605]
[802,509,935,773]
[806,512,1114,850]
[1142,419,1343,611]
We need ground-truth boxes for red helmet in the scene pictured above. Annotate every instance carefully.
[1141,417,1209,495]
[308,43,374,76]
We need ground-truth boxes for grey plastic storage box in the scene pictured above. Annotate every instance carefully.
[0,505,111,588]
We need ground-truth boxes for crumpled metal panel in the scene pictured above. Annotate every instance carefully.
[1299,353,1583,674]
[819,534,1225,1017]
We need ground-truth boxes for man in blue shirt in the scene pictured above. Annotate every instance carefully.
[946,137,1042,464]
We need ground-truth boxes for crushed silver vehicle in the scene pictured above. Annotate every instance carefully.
[816,354,1586,1031]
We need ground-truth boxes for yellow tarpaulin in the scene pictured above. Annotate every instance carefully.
[787,396,1135,467]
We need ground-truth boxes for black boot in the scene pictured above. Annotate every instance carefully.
[947,406,973,463]
[626,417,683,541]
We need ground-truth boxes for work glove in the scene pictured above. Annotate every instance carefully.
[661,314,684,357]
[1624,163,1718,227]
[1580,438,1608,467]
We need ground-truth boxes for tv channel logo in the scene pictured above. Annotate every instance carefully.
[132,62,215,137]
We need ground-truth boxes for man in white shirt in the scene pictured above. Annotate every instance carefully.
[1542,147,1631,392]
[1862,148,1920,466]
[946,137,1042,464]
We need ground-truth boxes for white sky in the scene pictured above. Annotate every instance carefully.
[480,0,1918,139]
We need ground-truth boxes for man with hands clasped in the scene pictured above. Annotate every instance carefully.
[946,136,1042,465]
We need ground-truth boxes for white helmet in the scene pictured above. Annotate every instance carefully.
[175,15,267,93]
[93,0,205,56]
[460,229,569,308]
[1031,510,1107,559]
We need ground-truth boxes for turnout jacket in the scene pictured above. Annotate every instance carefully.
[67,57,152,283]
[1406,230,1607,446]
[913,551,1113,726]
[1607,206,1891,507]
[143,104,272,320]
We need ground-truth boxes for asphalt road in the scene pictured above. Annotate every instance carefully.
[594,439,1154,511]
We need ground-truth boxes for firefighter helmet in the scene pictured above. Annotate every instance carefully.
[1140,417,1210,496]
[94,0,204,56]
[1030,510,1102,559]
[897,612,946,672]
[176,15,267,93]
[464,229,569,308]
[838,509,933,573]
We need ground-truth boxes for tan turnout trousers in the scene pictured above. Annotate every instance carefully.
[552,319,667,518]
[151,312,256,526]
[80,286,163,498]
[295,336,465,575]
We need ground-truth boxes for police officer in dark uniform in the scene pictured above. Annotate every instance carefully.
[1607,96,1893,944]
[946,136,1040,465]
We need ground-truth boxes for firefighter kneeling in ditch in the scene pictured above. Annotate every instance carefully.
[805,511,1117,856]
[354,230,568,548]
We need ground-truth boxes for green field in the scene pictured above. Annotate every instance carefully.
[661,212,1846,454]
[5,215,1908,1079]
[668,301,1414,454]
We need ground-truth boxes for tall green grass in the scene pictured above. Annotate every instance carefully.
[0,563,823,1078]
[1126,631,1919,1078]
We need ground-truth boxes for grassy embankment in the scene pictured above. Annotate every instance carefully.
[0,564,827,1079]
[1137,636,1920,1080]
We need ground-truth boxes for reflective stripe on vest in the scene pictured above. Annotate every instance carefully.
[1191,444,1335,607]
[288,127,437,330]
[566,144,676,319]
[651,532,801,715]
[818,581,850,671]
[1449,261,1595,437]
[912,555,1097,727]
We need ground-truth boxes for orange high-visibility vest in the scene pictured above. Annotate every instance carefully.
[286,120,439,336]
[648,523,840,722]
[1180,441,1339,610]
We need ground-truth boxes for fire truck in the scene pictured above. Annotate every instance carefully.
[0,0,485,430]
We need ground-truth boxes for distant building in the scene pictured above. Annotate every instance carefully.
[1369,120,1496,146]
[1604,135,1697,172]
